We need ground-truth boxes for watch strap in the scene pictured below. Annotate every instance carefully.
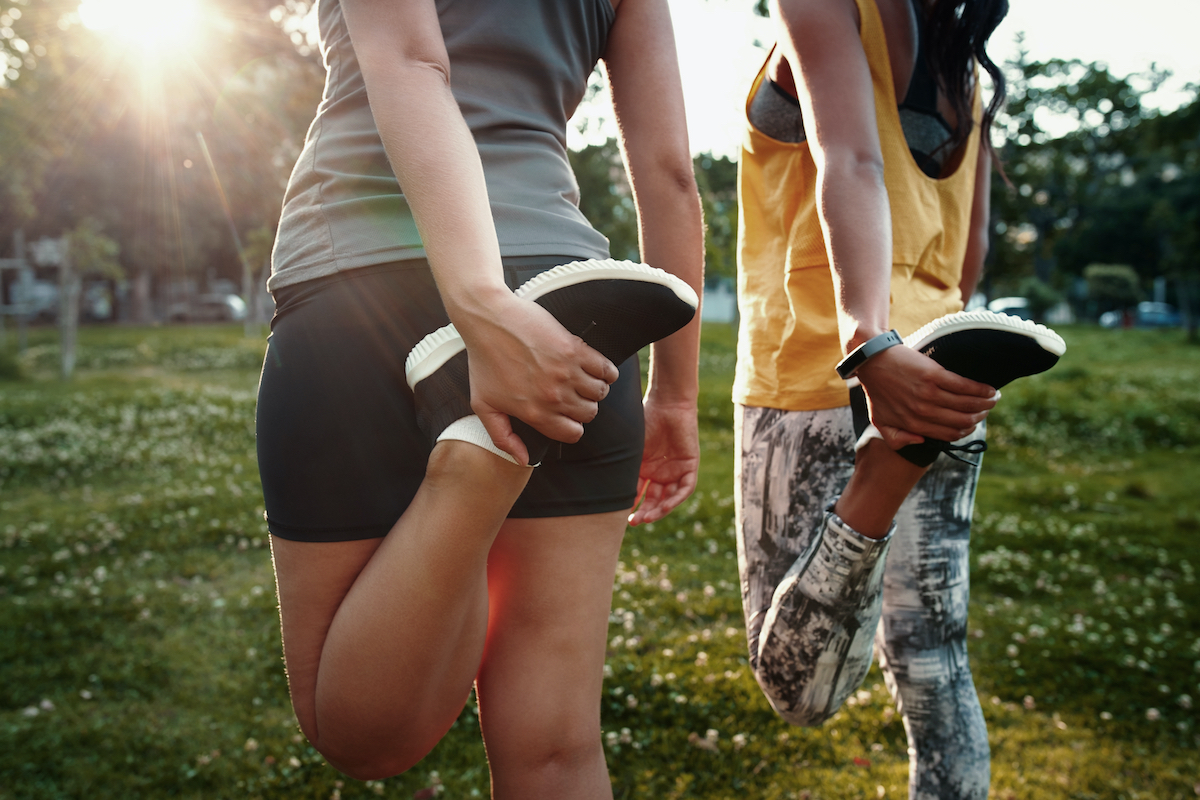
[836,329,903,380]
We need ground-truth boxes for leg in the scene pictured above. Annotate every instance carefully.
[272,441,533,780]
[475,511,627,800]
[876,425,990,800]
[736,405,932,725]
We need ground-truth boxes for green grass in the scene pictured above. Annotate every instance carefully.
[1,323,1198,799]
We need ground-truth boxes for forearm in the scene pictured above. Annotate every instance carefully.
[363,64,510,323]
[815,155,894,353]
[636,170,704,404]
[958,145,992,305]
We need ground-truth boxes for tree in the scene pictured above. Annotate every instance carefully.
[0,0,323,314]
[988,44,1199,332]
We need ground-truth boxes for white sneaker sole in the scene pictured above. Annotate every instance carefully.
[404,258,697,390]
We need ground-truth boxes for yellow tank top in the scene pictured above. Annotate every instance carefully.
[733,0,982,411]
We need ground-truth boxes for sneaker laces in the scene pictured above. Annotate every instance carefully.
[936,438,988,466]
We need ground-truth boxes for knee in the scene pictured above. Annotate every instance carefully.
[317,736,434,783]
[486,720,605,787]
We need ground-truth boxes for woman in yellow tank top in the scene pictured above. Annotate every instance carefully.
[733,0,1064,797]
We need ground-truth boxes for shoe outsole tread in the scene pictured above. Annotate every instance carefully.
[405,259,697,390]
[905,309,1065,356]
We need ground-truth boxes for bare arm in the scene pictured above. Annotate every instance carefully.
[603,0,705,524]
[773,0,994,444]
[958,142,992,305]
[340,0,619,463]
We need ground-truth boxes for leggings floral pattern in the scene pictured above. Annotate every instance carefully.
[735,404,990,800]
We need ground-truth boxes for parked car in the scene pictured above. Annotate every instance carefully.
[987,296,1031,320]
[1099,302,1182,329]
[167,294,247,323]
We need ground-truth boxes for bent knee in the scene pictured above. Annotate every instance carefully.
[491,724,603,774]
[317,738,433,782]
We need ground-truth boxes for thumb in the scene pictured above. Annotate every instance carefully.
[877,424,924,448]
[476,407,531,466]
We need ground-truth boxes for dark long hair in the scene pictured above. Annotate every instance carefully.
[923,0,1009,152]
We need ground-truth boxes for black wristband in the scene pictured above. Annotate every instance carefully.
[835,330,902,379]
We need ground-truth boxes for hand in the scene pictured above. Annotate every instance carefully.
[627,396,699,526]
[456,293,620,464]
[855,345,998,448]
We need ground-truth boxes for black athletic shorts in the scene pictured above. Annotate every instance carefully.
[256,257,645,542]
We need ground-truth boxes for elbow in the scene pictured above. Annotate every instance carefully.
[820,150,886,188]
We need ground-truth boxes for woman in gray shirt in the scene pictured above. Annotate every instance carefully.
[256,0,704,792]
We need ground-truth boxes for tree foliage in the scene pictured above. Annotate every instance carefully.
[0,0,322,297]
[988,43,1200,333]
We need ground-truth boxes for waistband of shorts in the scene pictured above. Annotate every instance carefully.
[269,254,588,328]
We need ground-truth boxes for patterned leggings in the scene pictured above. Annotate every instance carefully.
[734,404,990,800]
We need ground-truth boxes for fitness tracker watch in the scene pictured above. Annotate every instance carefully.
[835,329,903,380]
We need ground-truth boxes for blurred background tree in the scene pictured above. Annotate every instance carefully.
[0,0,322,320]
[2,3,1196,334]
[987,42,1199,333]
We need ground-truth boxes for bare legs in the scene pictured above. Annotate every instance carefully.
[478,512,626,799]
[271,440,627,795]
[835,438,929,538]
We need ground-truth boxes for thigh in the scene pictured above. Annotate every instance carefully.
[270,535,385,741]
[475,512,627,768]
[735,404,856,663]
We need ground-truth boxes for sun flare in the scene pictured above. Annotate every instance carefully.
[78,0,201,52]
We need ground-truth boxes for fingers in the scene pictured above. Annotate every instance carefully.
[874,424,924,448]
[627,471,698,526]
[935,368,1002,399]
[477,409,531,466]
[579,347,620,385]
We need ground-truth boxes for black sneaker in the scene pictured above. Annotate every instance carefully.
[405,259,698,464]
[854,310,1066,467]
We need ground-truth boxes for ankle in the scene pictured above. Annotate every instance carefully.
[836,440,928,538]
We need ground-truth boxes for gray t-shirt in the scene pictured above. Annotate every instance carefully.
[270,0,615,291]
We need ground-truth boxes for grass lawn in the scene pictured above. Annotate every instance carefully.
[1,322,1197,799]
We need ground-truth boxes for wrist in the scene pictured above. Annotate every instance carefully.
[836,329,902,380]
[442,282,513,330]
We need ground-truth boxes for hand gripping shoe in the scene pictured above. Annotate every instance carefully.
[852,310,1066,467]
[405,259,698,465]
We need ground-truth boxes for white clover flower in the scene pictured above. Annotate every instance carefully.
[1145,708,1161,721]
[650,673,663,686]
[732,733,747,750]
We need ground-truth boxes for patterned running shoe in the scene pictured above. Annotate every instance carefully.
[404,258,698,465]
